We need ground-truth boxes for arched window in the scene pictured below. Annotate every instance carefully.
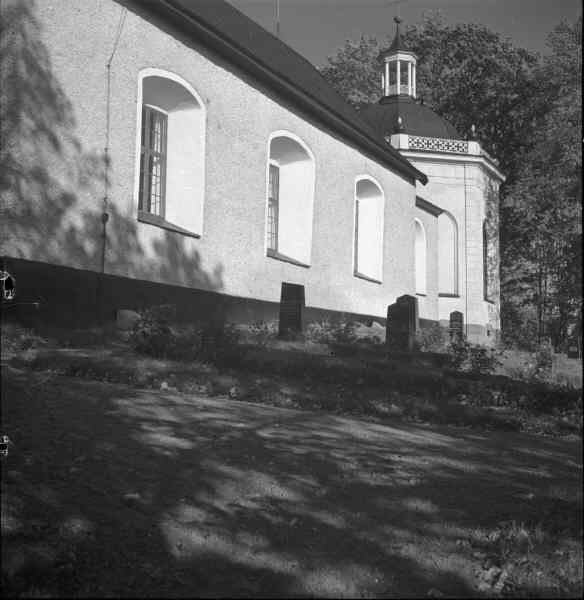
[266,132,315,265]
[414,218,426,294]
[438,212,458,295]
[354,177,385,282]
[136,69,205,236]
[483,220,493,301]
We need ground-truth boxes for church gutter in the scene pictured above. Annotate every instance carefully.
[144,0,428,186]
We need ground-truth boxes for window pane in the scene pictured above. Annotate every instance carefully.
[267,164,279,250]
[400,61,409,86]
[354,199,359,269]
[269,164,279,200]
[389,62,397,86]
[140,106,167,217]
[355,192,383,281]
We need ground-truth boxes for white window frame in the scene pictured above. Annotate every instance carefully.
[134,68,206,237]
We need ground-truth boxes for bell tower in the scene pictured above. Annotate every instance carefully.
[378,16,417,98]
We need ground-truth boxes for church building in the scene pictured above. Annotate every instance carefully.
[1,0,504,343]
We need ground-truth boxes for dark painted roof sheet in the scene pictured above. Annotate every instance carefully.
[136,0,427,184]
[360,96,461,140]
[386,17,411,54]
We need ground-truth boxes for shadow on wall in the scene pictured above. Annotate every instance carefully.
[0,0,223,326]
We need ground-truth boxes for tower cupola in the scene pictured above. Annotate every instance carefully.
[378,16,417,98]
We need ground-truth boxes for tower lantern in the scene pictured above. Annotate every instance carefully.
[378,16,417,99]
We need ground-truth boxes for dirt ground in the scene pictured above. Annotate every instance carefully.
[1,359,582,598]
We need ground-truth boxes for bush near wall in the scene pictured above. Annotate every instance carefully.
[128,304,243,365]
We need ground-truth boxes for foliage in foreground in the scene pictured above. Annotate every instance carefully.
[128,304,242,365]
[4,319,581,437]
[305,319,357,345]
[446,337,502,375]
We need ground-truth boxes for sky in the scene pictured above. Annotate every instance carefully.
[228,0,582,67]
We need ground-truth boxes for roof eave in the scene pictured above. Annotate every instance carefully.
[146,0,427,186]
[415,196,443,217]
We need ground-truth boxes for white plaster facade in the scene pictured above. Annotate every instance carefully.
[1,0,503,341]
[2,0,421,320]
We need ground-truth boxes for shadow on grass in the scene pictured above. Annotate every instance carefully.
[2,361,582,598]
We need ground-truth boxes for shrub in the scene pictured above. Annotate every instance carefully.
[1,323,48,353]
[129,305,177,358]
[468,344,502,375]
[446,337,471,370]
[446,337,501,375]
[305,319,357,345]
[129,305,242,364]
[415,323,448,352]
[533,339,553,381]
[305,320,332,344]
[332,320,357,344]
[199,322,243,365]
[247,320,278,348]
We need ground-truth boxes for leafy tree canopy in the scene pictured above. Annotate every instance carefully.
[502,17,582,348]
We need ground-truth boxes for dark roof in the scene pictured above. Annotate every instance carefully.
[133,0,427,184]
[360,96,461,140]
[388,17,412,54]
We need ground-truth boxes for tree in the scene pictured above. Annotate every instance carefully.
[320,34,383,108]
[502,18,582,349]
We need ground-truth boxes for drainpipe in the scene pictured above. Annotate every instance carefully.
[98,8,126,322]
[463,164,469,338]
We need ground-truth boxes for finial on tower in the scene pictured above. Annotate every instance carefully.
[389,15,405,52]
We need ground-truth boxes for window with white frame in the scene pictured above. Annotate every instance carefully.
[414,218,427,294]
[266,133,315,265]
[139,105,167,217]
[354,177,384,282]
[136,71,205,235]
[438,212,458,295]
[267,163,280,251]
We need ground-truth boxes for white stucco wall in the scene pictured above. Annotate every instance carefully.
[408,155,502,340]
[3,0,419,321]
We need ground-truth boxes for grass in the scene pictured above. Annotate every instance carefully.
[2,320,582,440]
[498,347,583,390]
[1,320,582,597]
